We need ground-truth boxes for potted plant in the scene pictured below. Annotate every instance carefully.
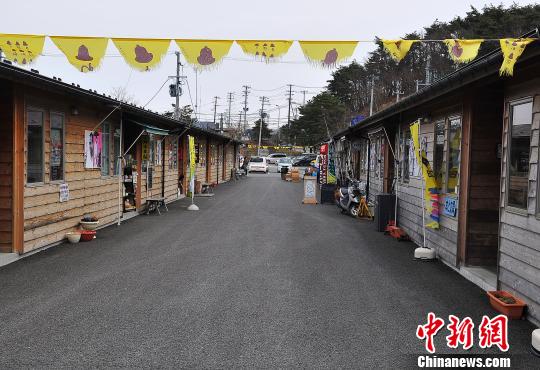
[80,214,99,230]
[487,290,527,319]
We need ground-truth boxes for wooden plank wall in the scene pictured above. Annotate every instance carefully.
[225,144,235,180]
[466,92,503,266]
[23,98,121,253]
[498,88,540,326]
[0,82,13,253]
[163,136,180,202]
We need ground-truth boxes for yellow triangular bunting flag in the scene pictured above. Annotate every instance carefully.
[0,34,45,65]
[176,40,233,70]
[299,41,358,67]
[51,36,108,72]
[112,38,171,71]
[236,40,293,62]
[444,39,483,63]
[381,39,416,62]
[499,38,535,76]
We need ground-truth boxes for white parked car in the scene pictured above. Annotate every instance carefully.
[266,153,287,165]
[276,157,293,173]
[248,157,268,173]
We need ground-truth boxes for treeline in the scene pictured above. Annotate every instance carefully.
[281,4,540,146]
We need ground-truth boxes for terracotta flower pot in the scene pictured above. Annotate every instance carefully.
[80,230,96,242]
[487,291,526,319]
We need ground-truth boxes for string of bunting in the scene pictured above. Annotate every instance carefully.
[0,34,537,76]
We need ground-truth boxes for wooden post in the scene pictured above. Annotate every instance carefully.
[12,86,24,254]
[206,137,210,183]
[457,94,473,267]
[135,141,142,209]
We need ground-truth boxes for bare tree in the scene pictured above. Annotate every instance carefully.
[110,86,138,105]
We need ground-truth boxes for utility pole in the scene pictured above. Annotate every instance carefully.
[242,85,250,135]
[219,113,224,132]
[226,92,234,128]
[369,75,375,116]
[174,52,181,120]
[301,90,307,105]
[238,111,243,139]
[393,80,404,103]
[416,53,432,92]
[275,104,281,145]
[212,96,219,128]
[258,96,269,156]
[286,84,293,144]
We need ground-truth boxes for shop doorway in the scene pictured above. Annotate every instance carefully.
[459,91,504,284]
[0,82,14,253]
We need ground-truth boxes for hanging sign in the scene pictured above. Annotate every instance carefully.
[499,38,535,76]
[112,38,171,71]
[382,39,416,62]
[443,196,458,217]
[84,130,102,168]
[50,36,108,72]
[299,41,358,67]
[59,183,70,202]
[142,140,149,161]
[0,34,45,65]
[176,39,233,70]
[236,40,293,62]
[444,39,483,64]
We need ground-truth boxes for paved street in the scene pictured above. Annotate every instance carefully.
[0,173,537,368]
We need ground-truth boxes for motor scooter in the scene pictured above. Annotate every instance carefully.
[336,178,365,217]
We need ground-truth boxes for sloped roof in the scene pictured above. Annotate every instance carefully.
[0,61,240,143]
[334,28,540,138]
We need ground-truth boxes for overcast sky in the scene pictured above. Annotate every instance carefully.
[3,0,537,129]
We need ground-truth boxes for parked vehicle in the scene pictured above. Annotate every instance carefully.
[248,156,268,173]
[276,157,293,173]
[292,154,317,167]
[266,153,287,165]
[336,179,365,217]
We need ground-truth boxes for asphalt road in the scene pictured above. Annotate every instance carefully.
[0,170,537,368]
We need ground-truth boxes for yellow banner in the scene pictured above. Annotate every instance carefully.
[189,135,196,179]
[0,34,45,65]
[499,38,535,76]
[176,40,233,70]
[299,41,357,67]
[236,40,293,61]
[51,36,108,72]
[381,40,416,62]
[112,38,170,71]
[444,39,483,64]
[410,120,439,229]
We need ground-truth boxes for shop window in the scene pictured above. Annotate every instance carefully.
[101,123,110,176]
[27,108,44,183]
[50,112,64,182]
[169,139,178,169]
[446,117,461,195]
[401,129,410,183]
[434,120,445,190]
[507,100,533,209]
[113,128,121,175]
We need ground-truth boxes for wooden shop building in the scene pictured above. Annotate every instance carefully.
[334,30,540,325]
[0,61,239,255]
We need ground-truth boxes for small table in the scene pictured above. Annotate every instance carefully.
[146,197,168,215]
